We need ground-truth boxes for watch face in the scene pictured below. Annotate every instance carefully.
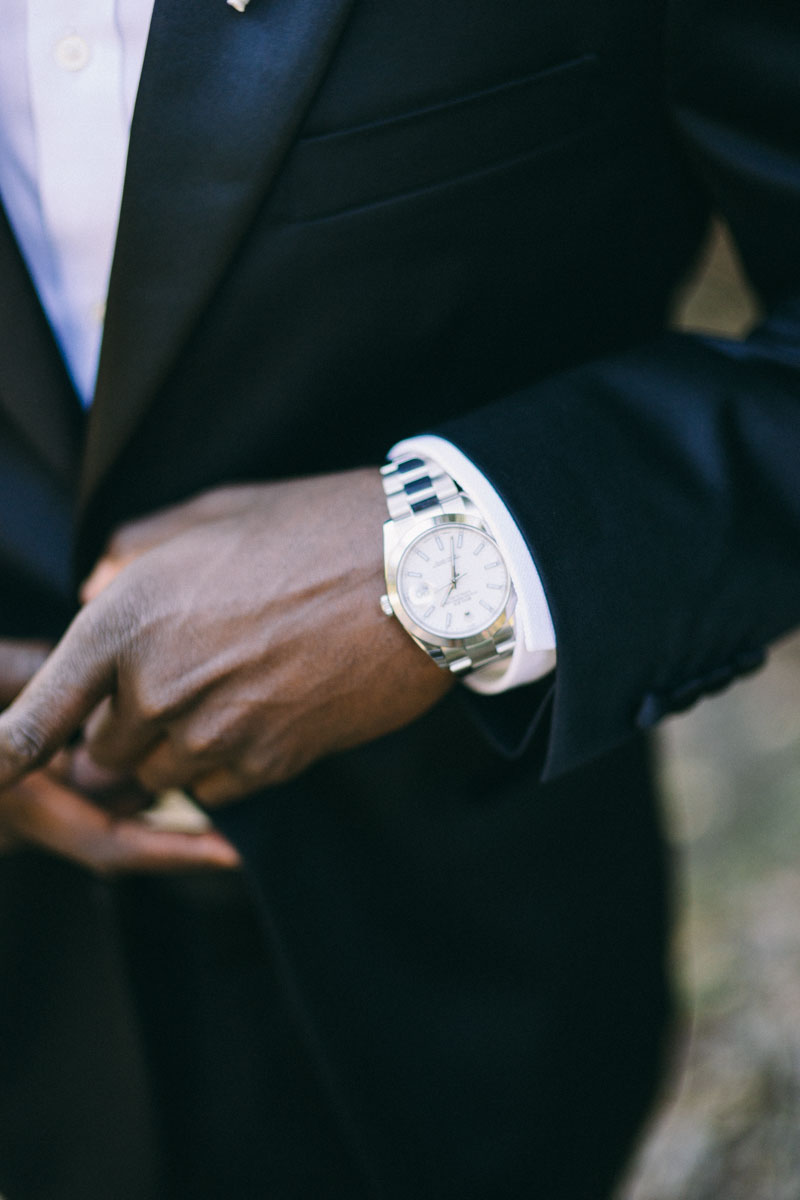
[397,523,509,639]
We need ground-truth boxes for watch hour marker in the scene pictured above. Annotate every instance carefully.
[484,561,501,570]
[445,613,453,630]
[486,582,504,590]
[415,549,430,561]
[473,541,486,556]
[480,600,494,612]
[435,535,444,551]
[423,605,435,619]
[407,570,423,577]
[457,532,464,549]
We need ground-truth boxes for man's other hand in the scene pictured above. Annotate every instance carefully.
[0,471,452,806]
[0,638,240,873]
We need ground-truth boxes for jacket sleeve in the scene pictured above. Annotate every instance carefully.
[435,0,800,779]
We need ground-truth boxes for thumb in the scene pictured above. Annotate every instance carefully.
[0,607,118,788]
[80,555,135,605]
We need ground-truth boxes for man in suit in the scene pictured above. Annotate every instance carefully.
[0,0,799,1196]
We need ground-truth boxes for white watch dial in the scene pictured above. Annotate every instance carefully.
[397,524,509,639]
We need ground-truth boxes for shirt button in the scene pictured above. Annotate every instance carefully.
[54,34,91,72]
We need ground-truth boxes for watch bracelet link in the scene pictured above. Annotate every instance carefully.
[380,454,516,675]
[380,454,462,521]
[426,626,516,676]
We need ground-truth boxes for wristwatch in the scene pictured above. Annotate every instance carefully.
[380,453,517,676]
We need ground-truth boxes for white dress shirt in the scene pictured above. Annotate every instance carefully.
[0,0,152,402]
[0,0,556,691]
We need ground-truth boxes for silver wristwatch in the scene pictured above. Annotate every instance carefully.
[380,453,517,676]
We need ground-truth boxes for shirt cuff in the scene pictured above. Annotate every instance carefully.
[388,434,557,694]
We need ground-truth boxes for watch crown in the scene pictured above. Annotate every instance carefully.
[379,594,394,617]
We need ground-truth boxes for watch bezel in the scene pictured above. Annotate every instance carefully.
[383,511,511,651]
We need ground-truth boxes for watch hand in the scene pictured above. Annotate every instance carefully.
[435,573,464,594]
[440,572,471,605]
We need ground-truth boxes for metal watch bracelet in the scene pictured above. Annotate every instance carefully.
[380,454,516,676]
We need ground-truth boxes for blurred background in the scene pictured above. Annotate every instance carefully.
[616,226,800,1199]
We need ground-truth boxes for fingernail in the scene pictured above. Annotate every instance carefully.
[80,560,117,603]
[208,838,242,867]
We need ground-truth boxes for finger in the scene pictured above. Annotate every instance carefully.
[135,737,212,794]
[0,638,53,706]
[47,748,77,785]
[92,821,242,875]
[80,555,135,604]
[0,607,118,789]
[55,741,134,795]
[6,773,241,875]
[80,502,206,603]
[84,692,164,774]
[192,767,252,807]
[48,745,154,816]
[131,712,236,793]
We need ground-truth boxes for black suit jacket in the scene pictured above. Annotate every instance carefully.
[0,0,798,1196]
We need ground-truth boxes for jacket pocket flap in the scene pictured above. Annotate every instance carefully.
[271,54,602,221]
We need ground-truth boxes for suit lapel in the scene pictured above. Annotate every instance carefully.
[81,0,357,506]
[0,207,83,487]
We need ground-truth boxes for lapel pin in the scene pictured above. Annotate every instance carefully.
[227,0,252,10]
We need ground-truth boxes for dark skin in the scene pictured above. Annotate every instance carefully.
[0,470,452,828]
[0,639,240,873]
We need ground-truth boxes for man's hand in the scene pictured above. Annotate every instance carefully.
[0,638,240,873]
[0,471,452,806]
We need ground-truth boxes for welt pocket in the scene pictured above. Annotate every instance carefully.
[271,53,602,222]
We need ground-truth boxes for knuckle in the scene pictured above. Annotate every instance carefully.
[82,579,148,666]
[182,727,219,760]
[238,739,276,780]
[74,592,120,646]
[238,750,294,792]
[237,759,267,792]
[180,714,241,766]
[0,720,47,768]
[132,683,172,725]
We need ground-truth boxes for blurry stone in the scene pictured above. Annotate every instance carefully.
[616,226,800,1199]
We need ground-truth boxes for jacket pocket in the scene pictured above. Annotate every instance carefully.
[270,53,603,222]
